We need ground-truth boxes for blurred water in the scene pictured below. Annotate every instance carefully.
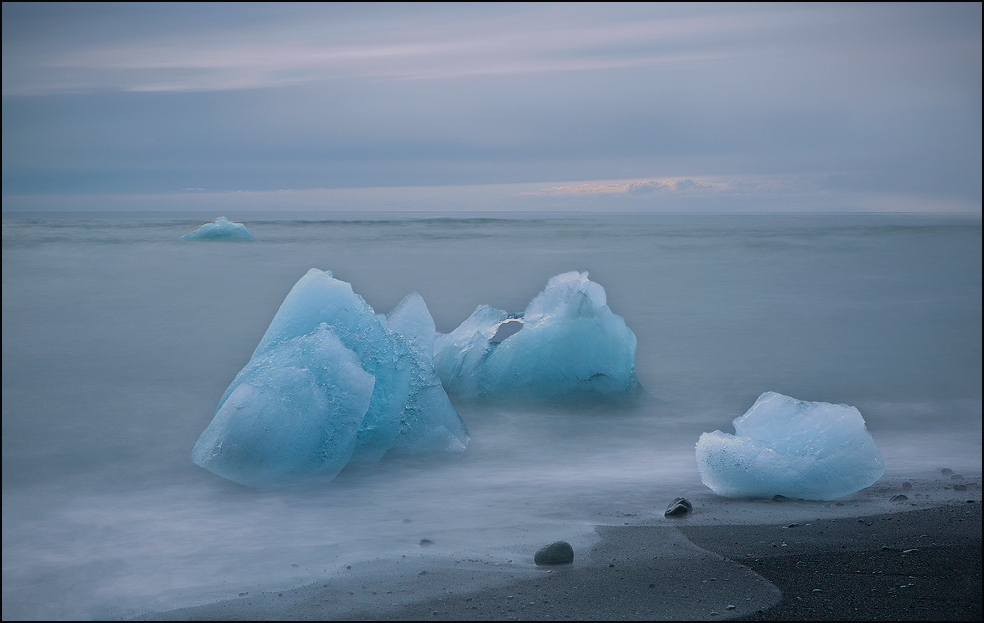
[2,212,981,619]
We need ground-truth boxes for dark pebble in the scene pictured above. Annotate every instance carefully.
[534,541,574,566]
[664,497,693,517]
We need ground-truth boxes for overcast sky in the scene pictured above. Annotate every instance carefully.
[2,2,981,213]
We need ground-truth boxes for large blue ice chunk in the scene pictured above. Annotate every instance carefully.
[434,271,640,401]
[191,325,373,486]
[192,269,469,486]
[386,292,470,455]
[180,216,254,240]
[695,392,885,501]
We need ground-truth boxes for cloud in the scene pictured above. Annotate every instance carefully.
[673,178,709,191]
[1,4,840,95]
[521,178,731,196]
[625,181,668,195]
[2,3,979,209]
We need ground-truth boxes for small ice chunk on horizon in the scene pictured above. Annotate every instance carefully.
[180,216,254,240]
[695,392,885,501]
[433,271,640,401]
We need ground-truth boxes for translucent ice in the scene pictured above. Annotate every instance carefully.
[192,269,469,486]
[695,392,885,500]
[385,292,470,455]
[434,271,640,401]
[180,216,254,240]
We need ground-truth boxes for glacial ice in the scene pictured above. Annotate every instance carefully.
[433,271,640,401]
[192,269,469,487]
[695,392,885,501]
[180,216,254,240]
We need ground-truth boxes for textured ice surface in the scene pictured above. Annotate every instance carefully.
[696,392,885,500]
[434,271,639,401]
[192,269,469,486]
[180,216,254,240]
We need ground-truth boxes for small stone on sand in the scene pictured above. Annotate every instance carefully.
[664,497,693,517]
[534,541,574,566]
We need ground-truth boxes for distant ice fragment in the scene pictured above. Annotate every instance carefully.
[192,269,469,487]
[180,216,254,240]
[695,392,885,501]
[433,271,639,401]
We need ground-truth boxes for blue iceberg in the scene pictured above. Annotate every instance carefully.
[192,269,469,487]
[180,216,254,240]
[695,392,885,501]
[434,271,640,401]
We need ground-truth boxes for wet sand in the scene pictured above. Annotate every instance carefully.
[136,477,981,621]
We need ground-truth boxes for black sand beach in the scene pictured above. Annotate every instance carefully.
[686,502,982,621]
[136,479,981,621]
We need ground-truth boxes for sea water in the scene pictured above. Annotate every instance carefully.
[2,212,981,619]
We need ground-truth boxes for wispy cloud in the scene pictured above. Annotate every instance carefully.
[3,5,815,95]
[520,176,822,197]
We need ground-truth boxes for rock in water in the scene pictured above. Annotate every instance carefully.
[664,497,693,517]
[192,269,469,486]
[434,271,640,401]
[534,541,574,566]
[180,216,254,240]
[695,392,885,501]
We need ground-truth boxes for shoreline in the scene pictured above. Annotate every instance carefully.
[133,478,981,621]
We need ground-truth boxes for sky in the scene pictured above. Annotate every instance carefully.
[2,2,981,214]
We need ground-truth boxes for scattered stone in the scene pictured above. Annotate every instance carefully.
[954,484,968,491]
[902,481,912,490]
[891,494,909,502]
[403,518,412,524]
[419,539,434,547]
[534,541,574,566]
[785,523,800,528]
[941,468,954,476]
[951,474,964,481]
[772,495,789,502]
[664,497,693,517]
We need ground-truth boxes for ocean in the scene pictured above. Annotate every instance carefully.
[2,212,981,619]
